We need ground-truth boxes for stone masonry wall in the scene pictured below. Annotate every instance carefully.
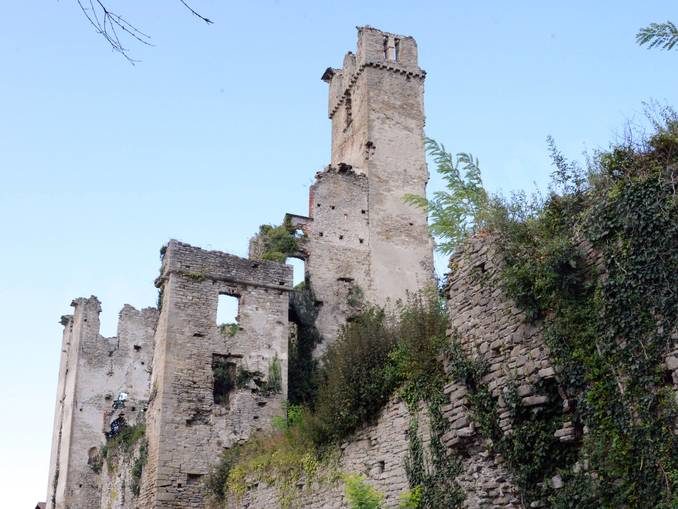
[442,234,573,508]
[230,398,421,509]
[46,298,157,509]
[301,165,370,353]
[141,240,292,509]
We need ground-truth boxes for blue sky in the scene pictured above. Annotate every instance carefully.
[1,1,676,506]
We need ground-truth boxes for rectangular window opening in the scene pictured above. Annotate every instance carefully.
[286,257,305,288]
[217,293,240,336]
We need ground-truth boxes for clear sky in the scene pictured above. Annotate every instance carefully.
[1,1,676,506]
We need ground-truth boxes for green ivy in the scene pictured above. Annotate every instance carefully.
[130,439,148,496]
[487,117,678,507]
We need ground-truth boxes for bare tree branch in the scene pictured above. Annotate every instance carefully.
[75,0,212,63]
[178,0,213,24]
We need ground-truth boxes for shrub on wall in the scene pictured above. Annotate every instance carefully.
[440,111,678,507]
[343,474,384,509]
[311,308,396,443]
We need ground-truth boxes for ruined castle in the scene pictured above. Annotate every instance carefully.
[45,27,435,509]
[44,25,678,509]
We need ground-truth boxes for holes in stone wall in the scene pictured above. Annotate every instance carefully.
[361,209,366,214]
[133,345,141,352]
[212,354,237,406]
[330,205,336,210]
[364,141,375,160]
[217,293,239,335]
[319,232,324,237]
[359,238,364,244]
[186,473,203,485]
[344,93,352,130]
[339,235,344,240]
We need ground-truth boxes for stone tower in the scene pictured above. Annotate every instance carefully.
[140,241,292,508]
[288,26,435,348]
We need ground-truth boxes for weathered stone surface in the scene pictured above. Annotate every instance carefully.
[140,240,292,508]
[46,298,157,509]
[229,398,422,509]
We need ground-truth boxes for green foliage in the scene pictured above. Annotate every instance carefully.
[272,403,305,432]
[218,322,239,337]
[258,220,302,263]
[206,409,338,507]
[313,292,451,445]
[404,138,488,254]
[213,354,281,404]
[384,291,449,407]
[398,486,423,509]
[184,271,207,281]
[208,293,463,507]
[312,308,396,443]
[485,117,678,506]
[212,357,236,405]
[101,423,146,469]
[404,402,464,509]
[265,355,283,395]
[130,439,148,496]
[288,285,322,406]
[636,21,678,50]
[447,337,578,504]
[205,446,242,502]
[344,474,384,509]
[347,284,365,308]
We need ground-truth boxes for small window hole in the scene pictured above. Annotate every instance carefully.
[217,293,239,333]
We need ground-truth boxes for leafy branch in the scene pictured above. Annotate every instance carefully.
[405,138,488,255]
[636,21,678,51]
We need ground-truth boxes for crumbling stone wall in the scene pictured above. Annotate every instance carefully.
[46,298,157,509]
[141,240,292,508]
[294,165,371,352]
[442,235,569,508]
[230,398,421,509]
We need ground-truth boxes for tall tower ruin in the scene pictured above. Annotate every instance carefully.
[288,26,434,348]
